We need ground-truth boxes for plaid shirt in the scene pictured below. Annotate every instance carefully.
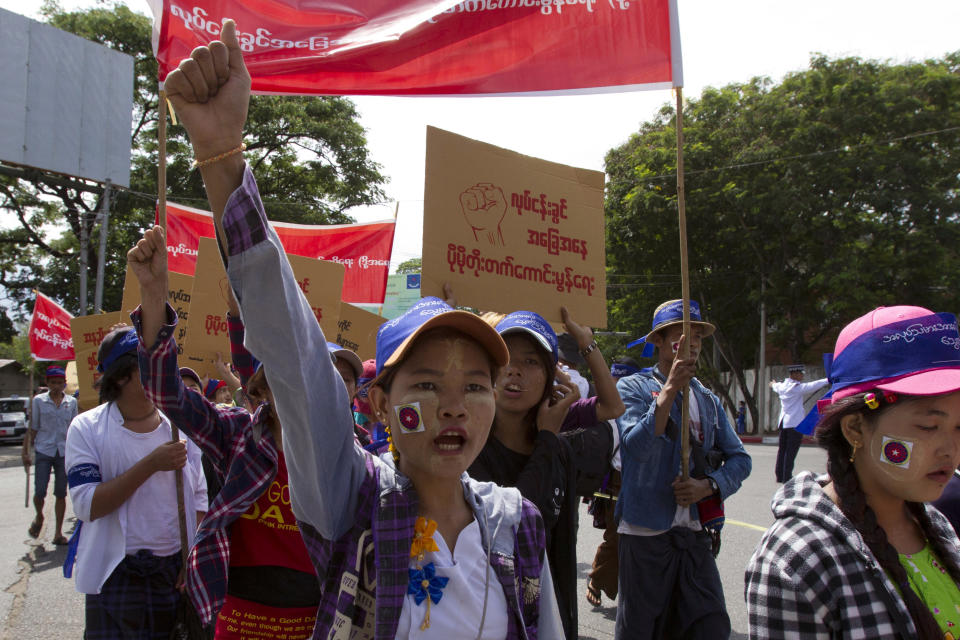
[745,471,960,639]
[134,305,282,625]
[220,164,559,639]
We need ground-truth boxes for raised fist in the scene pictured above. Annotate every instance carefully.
[459,183,507,247]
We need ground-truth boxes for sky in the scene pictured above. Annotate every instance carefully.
[2,0,959,271]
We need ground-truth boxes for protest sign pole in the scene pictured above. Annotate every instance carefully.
[675,87,692,480]
[26,365,34,508]
[158,91,169,231]
[158,88,188,561]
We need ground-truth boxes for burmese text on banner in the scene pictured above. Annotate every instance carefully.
[161,200,394,304]
[149,0,682,95]
[29,292,75,361]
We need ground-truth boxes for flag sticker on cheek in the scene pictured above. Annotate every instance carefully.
[880,436,913,468]
[395,403,425,434]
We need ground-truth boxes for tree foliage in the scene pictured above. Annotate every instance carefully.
[0,1,386,321]
[396,257,422,274]
[604,52,960,425]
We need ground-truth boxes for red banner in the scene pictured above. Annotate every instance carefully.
[29,292,75,361]
[162,201,395,304]
[149,0,682,95]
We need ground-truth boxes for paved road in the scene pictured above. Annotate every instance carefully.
[0,443,825,639]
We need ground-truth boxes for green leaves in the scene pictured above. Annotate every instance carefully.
[605,52,960,421]
[1,2,386,323]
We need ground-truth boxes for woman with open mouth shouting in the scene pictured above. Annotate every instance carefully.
[162,20,563,639]
[469,307,625,639]
[746,306,960,639]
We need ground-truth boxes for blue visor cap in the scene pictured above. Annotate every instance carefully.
[627,299,716,358]
[495,310,559,365]
[374,297,508,378]
[327,342,363,379]
[96,328,139,373]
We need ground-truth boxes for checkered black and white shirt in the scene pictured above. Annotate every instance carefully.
[745,471,960,639]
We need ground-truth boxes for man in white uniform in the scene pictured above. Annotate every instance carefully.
[770,365,828,482]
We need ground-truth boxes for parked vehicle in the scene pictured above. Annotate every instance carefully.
[0,397,28,444]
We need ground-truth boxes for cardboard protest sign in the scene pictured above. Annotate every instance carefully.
[181,237,239,380]
[286,253,345,339]
[70,311,125,410]
[421,127,607,327]
[335,303,386,361]
[121,264,195,349]
[183,237,346,379]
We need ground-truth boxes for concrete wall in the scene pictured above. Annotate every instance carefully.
[720,364,828,435]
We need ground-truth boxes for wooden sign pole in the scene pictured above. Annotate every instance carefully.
[158,89,189,563]
[675,87,692,480]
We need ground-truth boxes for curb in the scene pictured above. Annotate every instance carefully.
[738,435,817,446]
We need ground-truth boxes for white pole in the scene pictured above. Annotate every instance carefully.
[94,180,112,313]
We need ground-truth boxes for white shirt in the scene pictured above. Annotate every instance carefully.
[117,421,196,556]
[65,402,207,593]
[771,378,829,430]
[561,365,591,399]
[395,520,508,640]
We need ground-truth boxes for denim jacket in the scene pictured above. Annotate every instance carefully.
[615,367,752,531]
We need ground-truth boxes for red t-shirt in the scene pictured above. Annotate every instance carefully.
[229,452,313,572]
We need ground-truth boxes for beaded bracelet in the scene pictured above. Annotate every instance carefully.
[580,341,598,358]
[192,143,246,170]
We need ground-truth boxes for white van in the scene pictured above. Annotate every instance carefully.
[0,396,28,444]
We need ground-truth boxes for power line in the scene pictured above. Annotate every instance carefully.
[631,125,960,182]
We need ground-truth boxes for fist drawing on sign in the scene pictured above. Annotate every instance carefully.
[460,183,506,247]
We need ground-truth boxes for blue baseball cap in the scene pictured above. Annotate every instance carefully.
[327,342,363,379]
[374,297,508,378]
[495,311,559,364]
[627,299,715,358]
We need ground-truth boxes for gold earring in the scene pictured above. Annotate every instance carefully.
[849,441,860,463]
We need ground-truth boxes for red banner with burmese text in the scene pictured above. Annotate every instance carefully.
[29,292,75,361]
[161,201,394,304]
[148,0,682,95]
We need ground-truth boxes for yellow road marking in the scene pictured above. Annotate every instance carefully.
[726,518,768,533]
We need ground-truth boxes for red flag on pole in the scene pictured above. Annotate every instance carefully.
[148,0,683,95]
[28,292,75,361]
[160,200,395,304]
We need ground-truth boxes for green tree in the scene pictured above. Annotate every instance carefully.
[396,257,422,274]
[0,1,386,319]
[604,52,960,428]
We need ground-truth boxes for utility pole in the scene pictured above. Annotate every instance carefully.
[758,277,767,434]
[94,180,112,313]
[78,210,88,316]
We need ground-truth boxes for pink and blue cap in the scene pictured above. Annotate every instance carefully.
[821,305,960,407]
